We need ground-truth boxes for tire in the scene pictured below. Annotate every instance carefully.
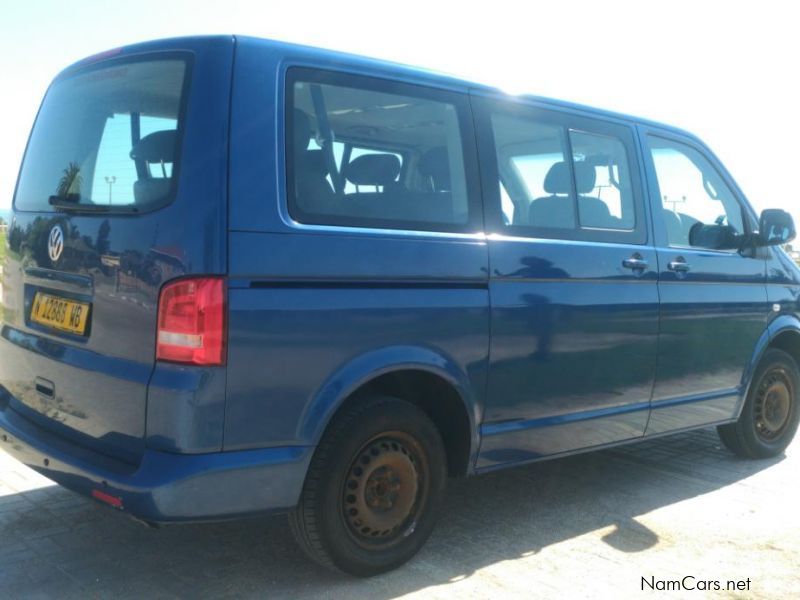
[718,348,800,459]
[289,395,447,576]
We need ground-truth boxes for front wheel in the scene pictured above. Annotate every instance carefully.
[289,395,447,576]
[718,348,800,458]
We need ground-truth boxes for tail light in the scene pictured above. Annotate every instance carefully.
[156,277,226,366]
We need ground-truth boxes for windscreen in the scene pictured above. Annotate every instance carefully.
[14,57,188,212]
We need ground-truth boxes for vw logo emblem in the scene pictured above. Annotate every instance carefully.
[48,225,64,262]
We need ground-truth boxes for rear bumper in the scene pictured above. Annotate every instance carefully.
[0,391,313,523]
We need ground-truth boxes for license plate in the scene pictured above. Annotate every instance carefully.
[31,292,90,335]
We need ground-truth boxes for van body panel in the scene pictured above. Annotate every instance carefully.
[0,390,311,522]
[224,231,490,450]
[647,269,768,435]
[2,35,800,525]
[227,231,488,282]
[472,97,659,467]
[0,323,152,462]
[766,248,800,322]
[229,37,477,234]
[226,41,490,453]
[145,363,227,453]
[478,245,659,467]
[225,286,489,450]
[638,125,770,435]
[1,36,233,464]
[291,344,482,452]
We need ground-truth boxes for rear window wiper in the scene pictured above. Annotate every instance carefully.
[49,196,110,213]
[48,195,139,214]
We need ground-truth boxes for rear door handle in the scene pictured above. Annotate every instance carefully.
[668,259,691,272]
[622,255,649,270]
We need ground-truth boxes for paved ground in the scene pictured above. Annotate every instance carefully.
[1,428,798,599]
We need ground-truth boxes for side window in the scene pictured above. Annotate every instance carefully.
[487,104,641,241]
[308,139,404,194]
[569,130,635,230]
[648,136,746,250]
[492,113,573,229]
[287,68,474,231]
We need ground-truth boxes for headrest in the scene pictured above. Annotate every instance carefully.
[688,222,739,250]
[543,161,596,194]
[419,147,451,191]
[573,162,597,193]
[299,149,328,175]
[344,154,401,186]
[293,109,312,152]
[133,178,171,205]
[130,130,176,163]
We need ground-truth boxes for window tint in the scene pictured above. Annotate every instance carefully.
[492,113,573,229]
[648,136,745,249]
[287,70,471,231]
[15,58,187,212]
[309,139,404,194]
[499,181,515,225]
[90,115,177,205]
[569,130,635,230]
[489,109,637,236]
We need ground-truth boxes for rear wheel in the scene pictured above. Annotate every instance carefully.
[718,348,800,458]
[289,395,446,576]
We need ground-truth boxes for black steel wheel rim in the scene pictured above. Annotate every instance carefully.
[754,368,794,441]
[341,431,428,549]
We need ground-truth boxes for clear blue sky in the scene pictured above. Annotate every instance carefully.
[1,0,797,225]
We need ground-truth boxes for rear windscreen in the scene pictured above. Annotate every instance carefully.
[14,57,188,212]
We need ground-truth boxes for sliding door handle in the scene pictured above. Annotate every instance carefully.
[668,259,691,272]
[622,255,649,270]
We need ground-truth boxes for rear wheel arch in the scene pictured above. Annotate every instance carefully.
[350,369,475,477]
[298,348,480,477]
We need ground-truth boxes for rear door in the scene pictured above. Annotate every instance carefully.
[640,128,769,433]
[0,40,232,463]
[474,96,659,468]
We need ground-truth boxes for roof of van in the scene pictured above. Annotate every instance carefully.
[235,35,702,142]
[66,34,702,144]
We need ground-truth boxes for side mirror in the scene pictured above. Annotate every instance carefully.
[758,209,796,246]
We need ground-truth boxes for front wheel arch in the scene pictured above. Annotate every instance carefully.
[719,347,800,458]
[738,318,800,420]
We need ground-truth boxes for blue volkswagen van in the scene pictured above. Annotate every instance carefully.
[1,35,799,576]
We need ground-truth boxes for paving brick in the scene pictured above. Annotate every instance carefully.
[1,429,799,598]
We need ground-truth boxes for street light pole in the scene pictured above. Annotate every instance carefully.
[104,176,116,205]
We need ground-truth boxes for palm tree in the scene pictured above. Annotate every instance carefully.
[56,162,83,199]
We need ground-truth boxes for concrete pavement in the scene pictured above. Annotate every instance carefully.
[1,427,798,599]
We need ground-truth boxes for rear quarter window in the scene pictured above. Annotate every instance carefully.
[285,68,480,233]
